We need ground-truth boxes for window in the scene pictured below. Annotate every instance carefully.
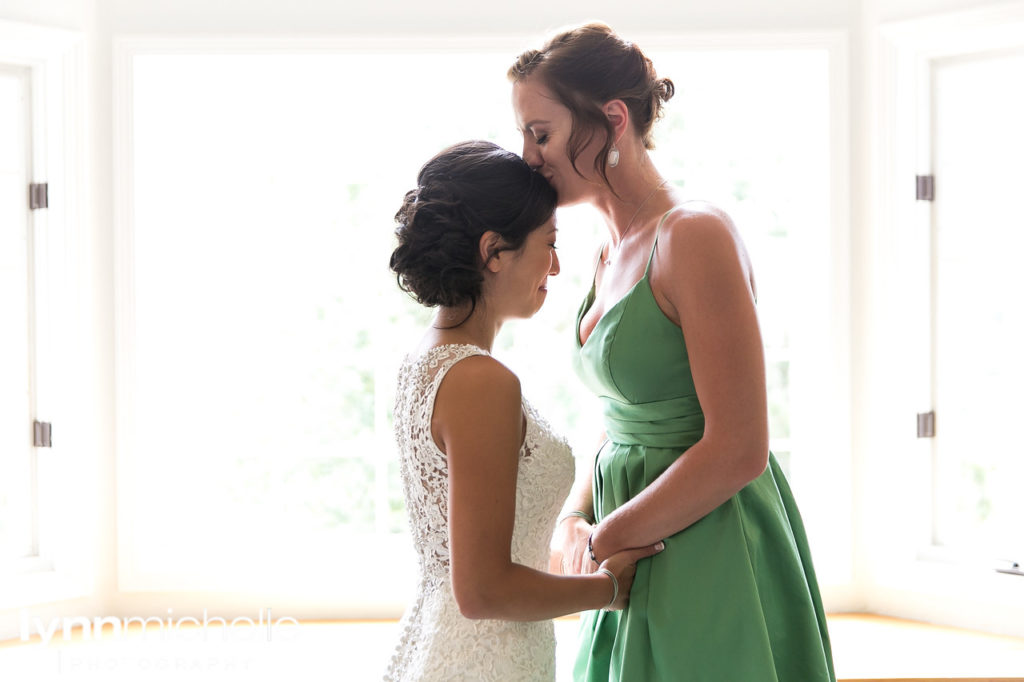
[869,5,1024,635]
[119,50,523,596]
[118,38,846,605]
[930,50,1024,564]
[0,20,86,611]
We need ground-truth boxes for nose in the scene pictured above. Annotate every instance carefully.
[522,138,542,170]
[549,249,560,276]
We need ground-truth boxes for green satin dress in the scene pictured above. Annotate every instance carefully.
[572,210,836,682]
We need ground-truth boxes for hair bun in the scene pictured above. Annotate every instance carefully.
[656,77,675,103]
[389,140,557,312]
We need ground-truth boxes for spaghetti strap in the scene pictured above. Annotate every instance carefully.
[587,242,605,291]
[644,206,684,276]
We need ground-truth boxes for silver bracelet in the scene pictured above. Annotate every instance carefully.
[557,510,594,526]
[597,568,618,610]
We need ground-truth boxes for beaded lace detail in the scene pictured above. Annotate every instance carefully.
[383,344,575,681]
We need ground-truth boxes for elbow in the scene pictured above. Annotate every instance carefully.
[454,594,490,620]
[727,433,770,486]
[705,414,770,487]
[747,444,770,481]
[742,435,770,482]
[452,580,501,620]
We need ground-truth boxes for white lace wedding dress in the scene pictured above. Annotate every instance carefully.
[383,344,575,681]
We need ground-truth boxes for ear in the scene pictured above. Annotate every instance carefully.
[602,99,631,145]
[479,231,507,273]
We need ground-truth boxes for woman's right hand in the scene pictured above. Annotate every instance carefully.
[551,516,596,576]
[598,541,666,611]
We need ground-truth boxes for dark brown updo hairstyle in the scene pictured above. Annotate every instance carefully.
[390,140,557,313]
[507,22,675,188]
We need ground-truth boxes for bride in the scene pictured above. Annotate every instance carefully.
[383,140,664,681]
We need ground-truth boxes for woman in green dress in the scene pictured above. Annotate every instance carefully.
[509,22,836,681]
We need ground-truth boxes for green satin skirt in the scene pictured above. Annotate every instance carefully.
[573,447,836,682]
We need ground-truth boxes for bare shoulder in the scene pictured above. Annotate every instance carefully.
[652,200,756,312]
[435,353,521,410]
[659,201,742,251]
[659,201,750,269]
[432,353,524,459]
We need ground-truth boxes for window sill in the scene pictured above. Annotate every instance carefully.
[829,613,1024,680]
[0,568,86,611]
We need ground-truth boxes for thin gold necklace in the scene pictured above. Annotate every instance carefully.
[603,179,669,266]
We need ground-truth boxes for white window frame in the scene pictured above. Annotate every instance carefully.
[863,2,1024,636]
[0,20,88,611]
[113,30,851,617]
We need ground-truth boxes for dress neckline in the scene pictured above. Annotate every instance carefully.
[576,277,646,349]
[576,207,682,349]
[411,342,490,364]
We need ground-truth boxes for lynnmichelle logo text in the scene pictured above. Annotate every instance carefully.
[20,608,299,645]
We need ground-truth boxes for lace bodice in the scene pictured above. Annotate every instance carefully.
[384,344,575,682]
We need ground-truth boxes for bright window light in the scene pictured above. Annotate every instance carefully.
[123,45,838,597]
[931,51,1024,562]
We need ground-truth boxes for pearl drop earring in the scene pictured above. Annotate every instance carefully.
[608,145,620,168]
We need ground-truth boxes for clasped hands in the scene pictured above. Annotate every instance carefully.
[551,514,664,611]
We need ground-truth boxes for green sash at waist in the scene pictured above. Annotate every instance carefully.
[601,394,705,450]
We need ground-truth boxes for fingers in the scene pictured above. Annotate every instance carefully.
[624,540,666,562]
[570,531,596,575]
[576,551,598,575]
[548,551,563,574]
[600,541,666,575]
[598,542,666,611]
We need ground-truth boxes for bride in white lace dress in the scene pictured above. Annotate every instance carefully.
[383,141,664,681]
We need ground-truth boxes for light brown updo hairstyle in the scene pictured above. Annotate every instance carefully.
[508,22,675,189]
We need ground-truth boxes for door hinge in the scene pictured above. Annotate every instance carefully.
[916,175,935,201]
[996,560,1024,577]
[917,411,935,438]
[33,420,52,448]
[29,183,48,210]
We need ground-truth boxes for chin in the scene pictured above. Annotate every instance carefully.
[557,193,588,209]
[519,299,546,320]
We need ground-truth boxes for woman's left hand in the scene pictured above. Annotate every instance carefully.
[550,516,596,575]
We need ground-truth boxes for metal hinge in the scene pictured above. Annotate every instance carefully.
[917,411,935,438]
[29,183,48,210]
[33,421,52,448]
[996,560,1024,577]
[916,175,935,201]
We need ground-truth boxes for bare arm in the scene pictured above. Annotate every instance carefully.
[549,436,602,575]
[590,207,770,561]
[435,356,661,620]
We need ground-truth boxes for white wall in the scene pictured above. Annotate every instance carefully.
[97,0,851,35]
[0,0,91,30]
[876,0,1015,21]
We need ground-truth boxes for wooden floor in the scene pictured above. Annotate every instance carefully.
[1,612,1022,680]
[826,613,1024,681]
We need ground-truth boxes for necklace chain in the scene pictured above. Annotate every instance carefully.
[603,179,670,266]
